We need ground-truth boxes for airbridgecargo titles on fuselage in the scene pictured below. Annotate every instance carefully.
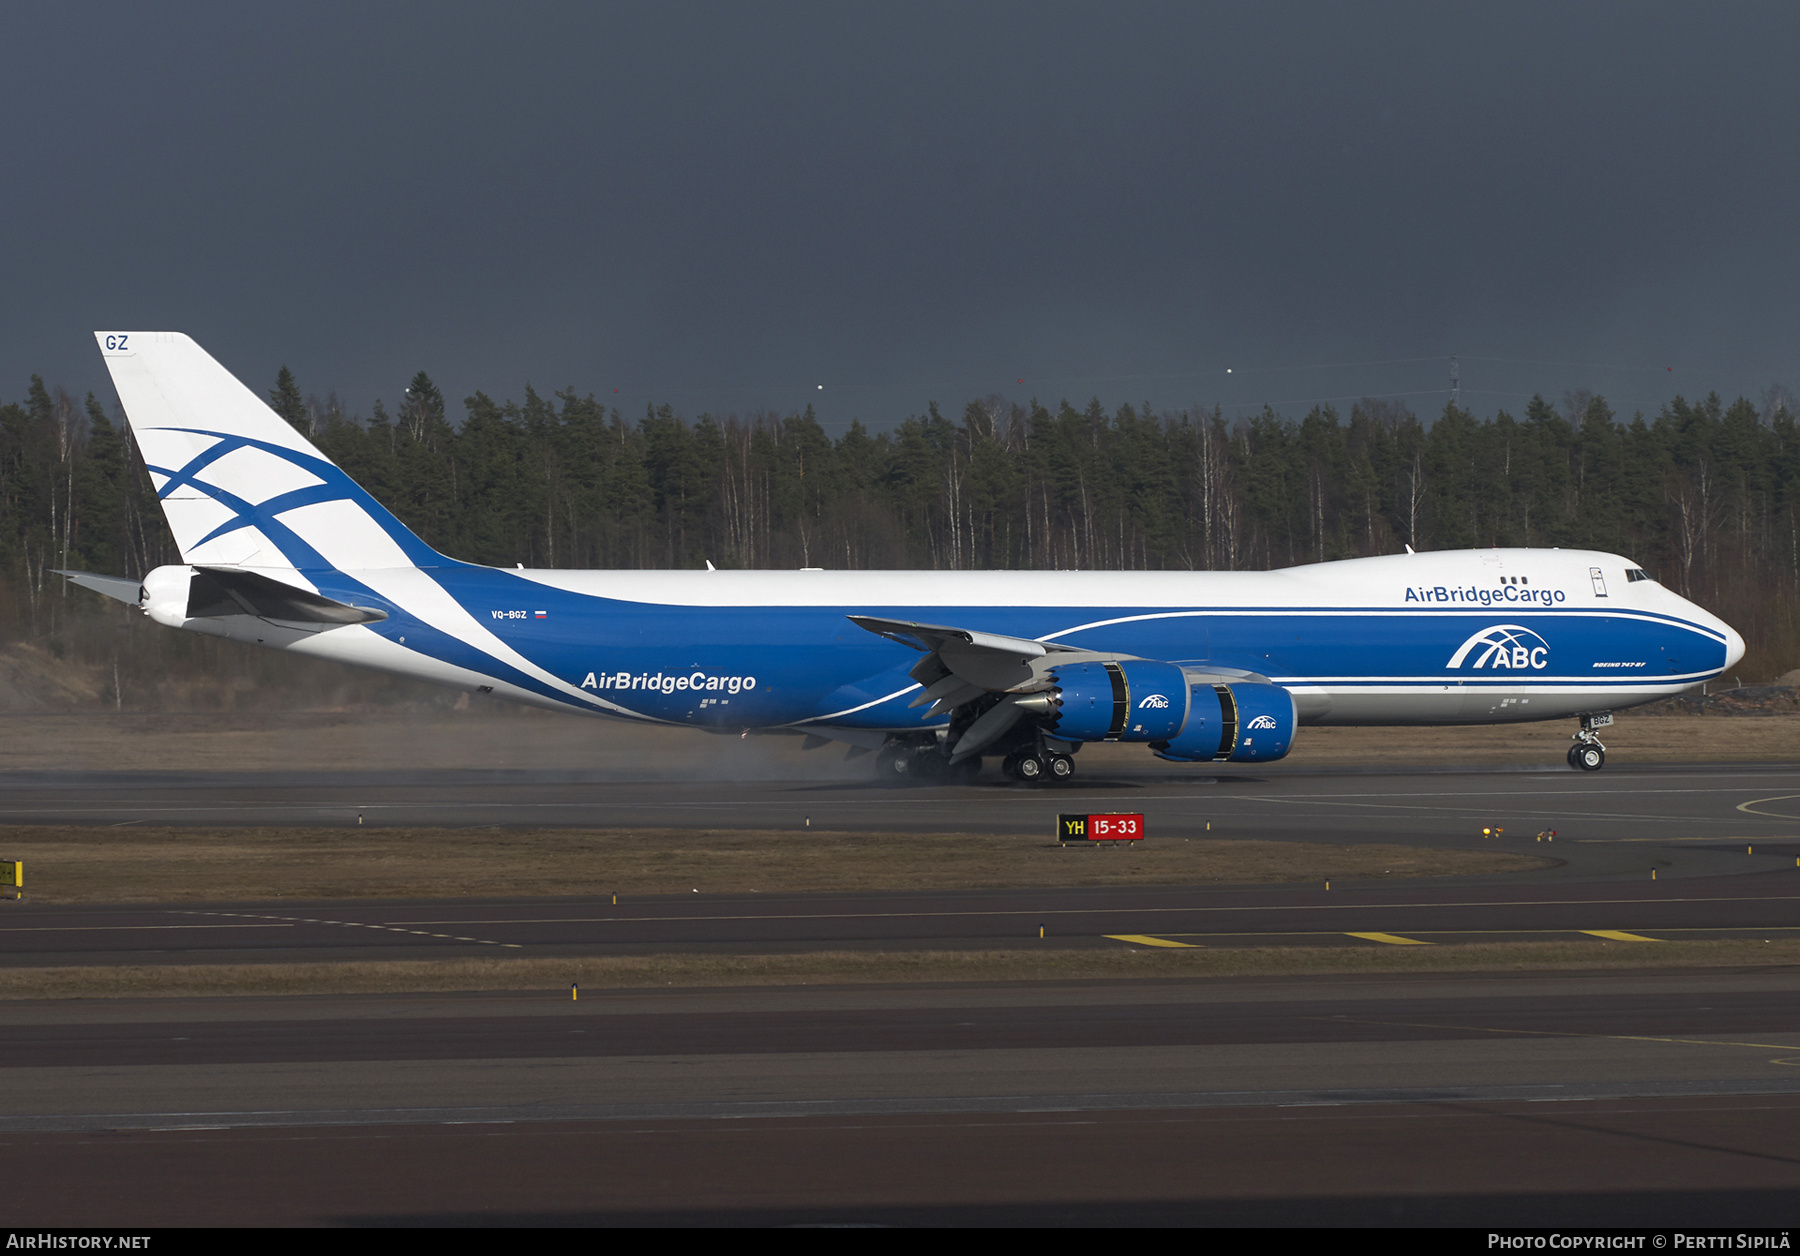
[581,669,758,695]
[1405,584,1567,605]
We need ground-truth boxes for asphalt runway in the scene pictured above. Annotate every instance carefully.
[7,760,1800,1225]
[7,760,1800,966]
[2,761,1799,845]
[13,1099,1800,1226]
[7,972,1800,1224]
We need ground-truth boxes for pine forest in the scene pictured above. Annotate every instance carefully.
[3,367,1796,707]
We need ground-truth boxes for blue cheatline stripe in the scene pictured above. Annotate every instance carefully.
[312,571,630,716]
[1269,677,1718,685]
[367,606,623,715]
[1039,606,1726,642]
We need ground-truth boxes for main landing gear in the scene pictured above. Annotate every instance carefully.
[874,738,980,784]
[1568,712,1613,771]
[872,735,1078,786]
[1002,748,1074,784]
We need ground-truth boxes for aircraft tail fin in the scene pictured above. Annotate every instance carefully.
[94,332,447,572]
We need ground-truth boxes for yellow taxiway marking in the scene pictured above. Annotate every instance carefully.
[1105,934,1201,948]
[1345,931,1432,945]
[1581,929,1660,942]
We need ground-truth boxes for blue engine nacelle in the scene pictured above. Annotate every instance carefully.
[1151,680,1297,763]
[1035,659,1189,742]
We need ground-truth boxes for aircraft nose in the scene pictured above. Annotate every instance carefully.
[1723,621,1746,672]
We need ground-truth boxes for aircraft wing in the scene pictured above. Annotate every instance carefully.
[848,613,1282,761]
[846,614,1088,719]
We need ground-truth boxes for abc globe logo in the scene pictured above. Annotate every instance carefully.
[1138,694,1170,709]
[1447,624,1550,671]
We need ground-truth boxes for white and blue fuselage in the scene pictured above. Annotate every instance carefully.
[81,332,1744,776]
[222,558,1735,732]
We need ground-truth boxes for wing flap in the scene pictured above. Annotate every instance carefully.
[849,614,1084,694]
[950,694,1034,760]
[847,615,1064,657]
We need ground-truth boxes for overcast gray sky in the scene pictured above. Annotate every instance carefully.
[3,2,1796,431]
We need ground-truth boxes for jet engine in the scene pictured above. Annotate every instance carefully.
[1151,679,1297,763]
[1020,659,1189,742]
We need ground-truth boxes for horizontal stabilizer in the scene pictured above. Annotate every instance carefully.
[55,570,143,605]
[188,566,388,625]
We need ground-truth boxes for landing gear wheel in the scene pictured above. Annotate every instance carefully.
[909,749,949,783]
[876,744,911,781]
[1570,713,1612,774]
[1045,752,1075,783]
[1012,752,1046,783]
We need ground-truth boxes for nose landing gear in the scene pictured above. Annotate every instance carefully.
[1568,742,1605,771]
[1569,712,1612,771]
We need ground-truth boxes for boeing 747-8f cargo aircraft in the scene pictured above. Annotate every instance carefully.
[63,332,1745,781]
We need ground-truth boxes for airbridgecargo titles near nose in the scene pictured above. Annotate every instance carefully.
[62,332,1745,784]
[1406,583,1566,605]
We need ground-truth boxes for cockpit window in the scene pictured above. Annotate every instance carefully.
[1626,568,1652,583]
